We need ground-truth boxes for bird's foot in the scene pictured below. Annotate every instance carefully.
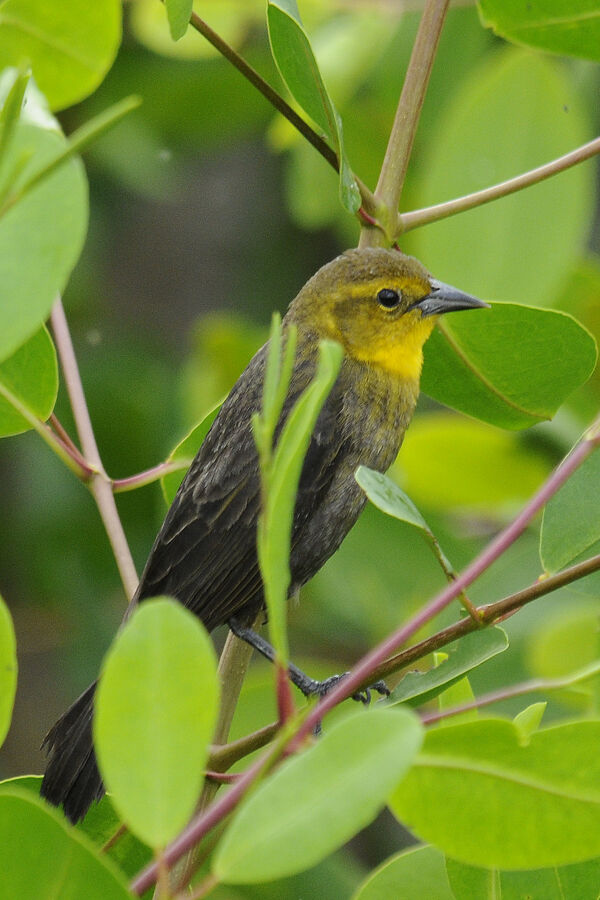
[291,669,390,705]
[227,618,389,705]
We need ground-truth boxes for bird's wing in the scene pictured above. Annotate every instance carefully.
[136,342,346,629]
[136,347,267,628]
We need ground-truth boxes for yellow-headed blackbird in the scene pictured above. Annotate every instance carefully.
[41,247,485,821]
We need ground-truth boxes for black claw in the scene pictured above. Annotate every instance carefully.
[227,622,391,707]
[371,679,391,697]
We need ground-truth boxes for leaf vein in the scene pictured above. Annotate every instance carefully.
[437,320,544,421]
[416,755,600,804]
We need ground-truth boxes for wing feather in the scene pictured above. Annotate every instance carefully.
[135,339,350,630]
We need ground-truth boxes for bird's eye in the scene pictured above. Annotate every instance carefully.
[377,288,400,309]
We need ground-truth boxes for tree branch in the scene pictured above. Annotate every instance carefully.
[291,415,600,743]
[361,0,449,246]
[400,135,600,233]
[50,297,139,600]
[187,10,378,217]
[129,415,600,894]
[205,549,600,772]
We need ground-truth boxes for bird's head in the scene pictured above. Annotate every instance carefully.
[287,247,487,382]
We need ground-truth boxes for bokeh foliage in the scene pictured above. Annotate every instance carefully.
[0,0,599,898]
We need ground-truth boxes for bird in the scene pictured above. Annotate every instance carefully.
[41,246,486,823]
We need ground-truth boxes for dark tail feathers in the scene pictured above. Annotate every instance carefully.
[40,681,104,823]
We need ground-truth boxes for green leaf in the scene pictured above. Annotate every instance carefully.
[352,845,454,900]
[408,49,593,306]
[445,858,500,899]
[447,856,600,900]
[390,718,600,869]
[258,338,343,662]
[388,628,508,708]
[165,0,193,40]
[395,412,551,512]
[505,857,600,900]
[355,466,429,532]
[0,67,30,167]
[0,0,122,111]
[0,122,88,363]
[478,0,600,63]
[94,598,219,848]
[132,0,255,61]
[0,327,57,437]
[540,448,600,573]
[435,662,478,727]
[0,67,59,131]
[213,707,423,883]
[0,788,132,899]
[267,0,360,213]
[422,304,597,430]
[526,604,600,709]
[0,775,153,880]
[513,702,547,739]
[355,465,463,585]
[160,399,223,505]
[77,794,153,880]
[0,595,17,747]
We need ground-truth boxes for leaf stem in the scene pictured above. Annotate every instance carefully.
[189,12,336,165]
[400,135,600,233]
[0,96,141,217]
[362,0,449,246]
[421,662,600,726]
[0,381,89,478]
[50,297,139,600]
[48,413,93,472]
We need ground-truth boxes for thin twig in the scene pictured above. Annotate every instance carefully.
[100,823,128,854]
[421,665,600,726]
[49,413,87,460]
[190,11,337,169]
[400,135,600,233]
[50,297,139,600]
[187,10,378,217]
[131,728,291,895]
[205,770,241,784]
[362,0,449,245]
[204,550,600,773]
[208,720,279,772]
[368,551,600,686]
[112,459,188,493]
[290,416,600,745]
[130,424,600,894]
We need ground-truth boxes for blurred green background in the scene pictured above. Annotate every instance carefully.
[0,1,599,891]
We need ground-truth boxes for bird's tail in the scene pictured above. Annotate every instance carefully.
[40,681,105,823]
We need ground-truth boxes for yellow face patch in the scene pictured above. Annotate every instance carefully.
[350,315,436,380]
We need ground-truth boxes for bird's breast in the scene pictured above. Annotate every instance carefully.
[338,360,420,472]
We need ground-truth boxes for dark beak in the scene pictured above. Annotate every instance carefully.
[409,279,489,318]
